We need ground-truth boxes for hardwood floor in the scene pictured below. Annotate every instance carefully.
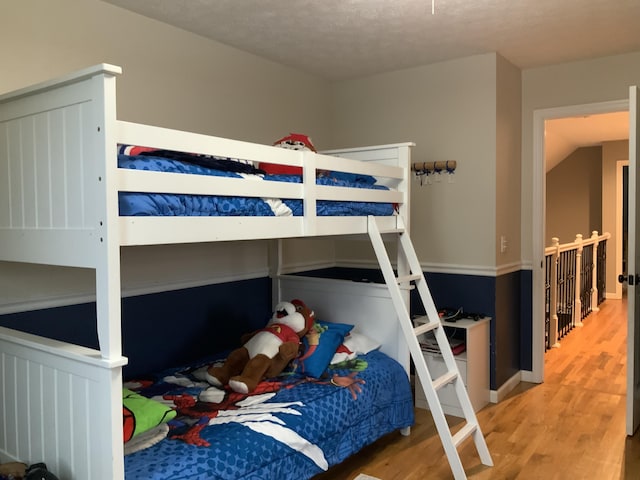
[314,298,640,479]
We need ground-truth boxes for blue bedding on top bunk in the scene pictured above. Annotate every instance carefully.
[123,350,414,480]
[117,153,395,217]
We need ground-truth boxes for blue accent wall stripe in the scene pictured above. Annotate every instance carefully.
[0,278,272,379]
[1,267,533,391]
[298,267,529,391]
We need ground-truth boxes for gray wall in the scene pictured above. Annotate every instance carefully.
[0,0,335,313]
[330,54,502,273]
[546,146,603,245]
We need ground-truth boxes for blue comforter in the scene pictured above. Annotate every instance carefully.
[117,154,395,217]
[123,350,414,480]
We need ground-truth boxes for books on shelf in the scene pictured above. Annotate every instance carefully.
[419,333,466,355]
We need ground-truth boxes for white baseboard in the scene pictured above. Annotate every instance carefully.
[490,370,523,403]
[520,369,539,383]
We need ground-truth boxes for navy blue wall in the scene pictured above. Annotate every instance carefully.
[423,270,530,390]
[296,267,530,390]
[519,269,533,371]
[0,278,272,379]
[1,268,533,389]
[494,271,521,387]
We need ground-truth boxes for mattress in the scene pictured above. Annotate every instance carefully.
[117,150,395,217]
[123,350,414,480]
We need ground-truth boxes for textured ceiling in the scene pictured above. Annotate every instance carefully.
[101,0,640,81]
[101,0,637,164]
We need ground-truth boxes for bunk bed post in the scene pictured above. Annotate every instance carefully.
[302,150,317,236]
[89,68,126,479]
[90,70,123,361]
[396,143,412,232]
[396,144,412,358]
[269,239,284,308]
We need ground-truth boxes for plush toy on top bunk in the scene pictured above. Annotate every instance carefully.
[259,133,317,175]
[205,299,314,393]
[274,133,317,152]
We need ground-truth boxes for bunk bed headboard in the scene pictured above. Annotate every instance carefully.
[0,64,122,269]
[321,143,412,232]
[278,275,410,375]
[0,64,127,479]
[0,63,125,356]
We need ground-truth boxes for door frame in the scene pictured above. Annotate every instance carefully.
[531,99,629,382]
[617,159,629,301]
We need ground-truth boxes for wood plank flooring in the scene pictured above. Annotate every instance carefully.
[314,298,640,479]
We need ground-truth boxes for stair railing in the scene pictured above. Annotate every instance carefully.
[544,230,610,350]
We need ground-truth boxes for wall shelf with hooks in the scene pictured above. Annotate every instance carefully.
[412,160,457,185]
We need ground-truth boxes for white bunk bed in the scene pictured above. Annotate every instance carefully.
[0,65,415,479]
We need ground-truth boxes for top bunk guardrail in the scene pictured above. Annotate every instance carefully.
[0,64,413,265]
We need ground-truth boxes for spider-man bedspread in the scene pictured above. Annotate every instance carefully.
[123,350,414,480]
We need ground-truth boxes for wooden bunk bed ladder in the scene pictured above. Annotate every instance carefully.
[367,216,493,480]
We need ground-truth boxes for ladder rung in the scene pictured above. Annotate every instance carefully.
[377,225,405,234]
[432,370,459,391]
[396,273,422,284]
[452,422,478,448]
[414,321,440,336]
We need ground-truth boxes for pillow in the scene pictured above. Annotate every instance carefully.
[291,320,353,378]
[122,388,176,443]
[331,331,382,365]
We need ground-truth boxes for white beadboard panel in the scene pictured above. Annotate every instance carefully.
[63,103,85,230]
[15,356,30,462]
[26,362,44,468]
[20,116,37,228]
[279,274,410,374]
[49,108,67,229]
[34,112,53,229]
[71,374,91,480]
[0,330,120,477]
[55,369,74,479]
[42,365,60,474]
[1,353,18,459]
[1,102,92,231]
[7,120,21,228]
[0,123,9,228]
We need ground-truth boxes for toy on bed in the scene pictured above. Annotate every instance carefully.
[205,299,314,393]
[259,133,316,175]
[273,133,317,152]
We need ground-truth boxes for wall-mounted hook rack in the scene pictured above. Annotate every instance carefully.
[412,160,457,174]
[412,160,457,185]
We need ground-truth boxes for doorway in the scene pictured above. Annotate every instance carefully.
[532,99,629,382]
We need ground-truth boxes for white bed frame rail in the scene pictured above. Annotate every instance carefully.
[0,64,413,479]
[116,123,410,244]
